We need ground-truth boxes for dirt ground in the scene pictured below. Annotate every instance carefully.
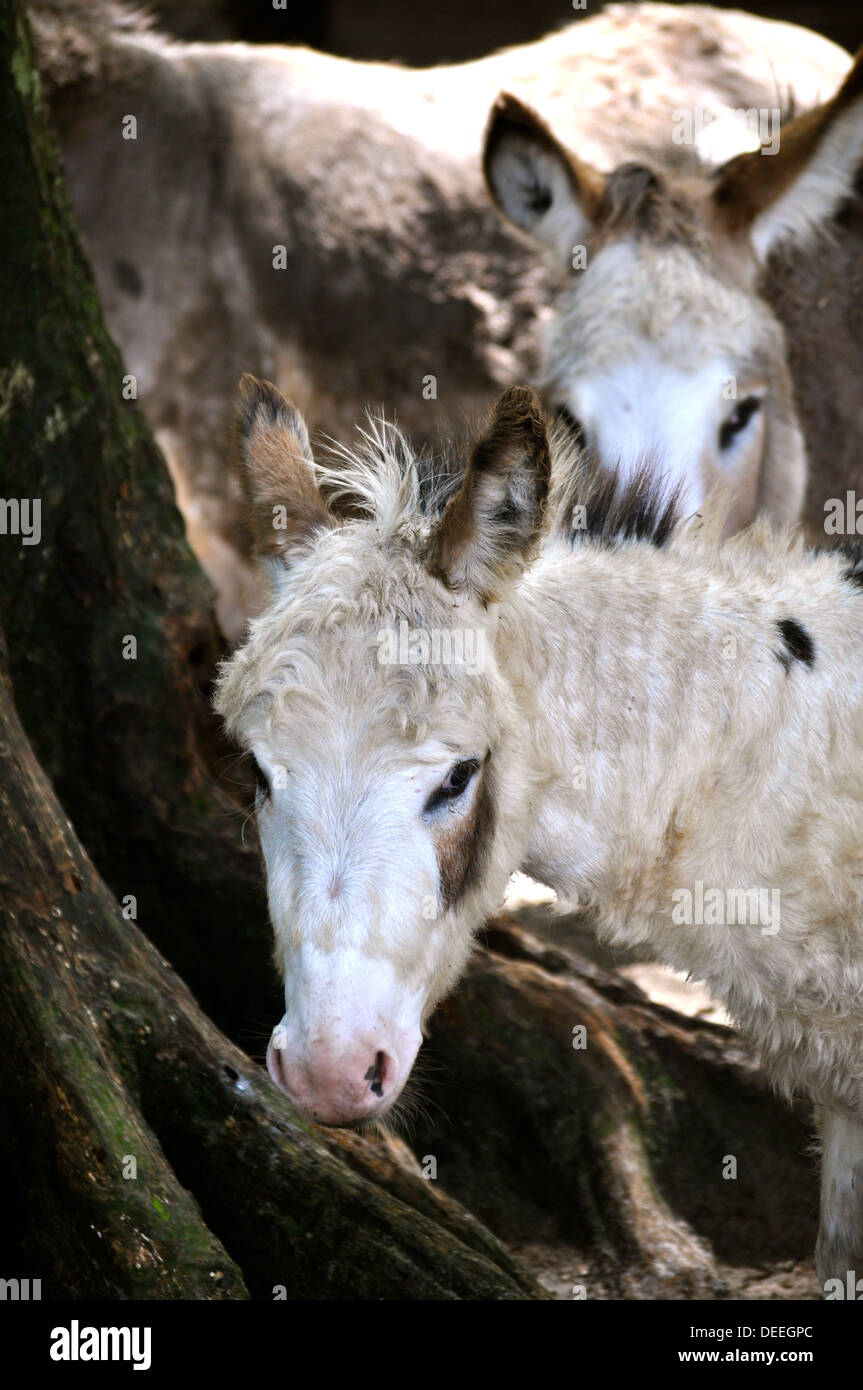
[515,1241,819,1300]
[500,875,820,1301]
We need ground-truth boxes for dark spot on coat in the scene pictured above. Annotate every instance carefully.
[775,617,815,672]
[114,259,143,297]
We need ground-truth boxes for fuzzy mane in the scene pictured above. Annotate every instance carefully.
[313,411,683,556]
[314,417,467,534]
[547,421,683,551]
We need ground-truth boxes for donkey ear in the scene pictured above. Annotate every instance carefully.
[427,386,551,604]
[233,374,333,563]
[712,49,863,262]
[483,92,605,268]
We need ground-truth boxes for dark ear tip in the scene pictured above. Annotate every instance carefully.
[500,383,541,405]
[484,91,540,154]
[496,384,545,421]
[235,374,293,434]
[489,91,535,125]
[842,44,863,97]
[236,372,271,410]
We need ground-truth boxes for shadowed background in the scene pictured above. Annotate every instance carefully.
[155,0,857,59]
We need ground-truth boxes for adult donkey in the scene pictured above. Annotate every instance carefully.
[32,0,850,635]
[484,48,863,534]
[216,376,863,1293]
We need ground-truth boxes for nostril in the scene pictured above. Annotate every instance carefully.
[364,1050,389,1099]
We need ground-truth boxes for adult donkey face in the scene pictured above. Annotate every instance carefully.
[215,379,550,1125]
[483,53,863,530]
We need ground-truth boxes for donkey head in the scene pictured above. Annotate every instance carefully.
[483,52,863,530]
[215,378,551,1125]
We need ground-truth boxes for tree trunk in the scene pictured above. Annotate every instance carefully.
[0,0,274,1038]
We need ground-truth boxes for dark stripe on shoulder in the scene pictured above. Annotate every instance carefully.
[775,617,815,672]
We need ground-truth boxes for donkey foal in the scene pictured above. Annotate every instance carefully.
[215,377,863,1291]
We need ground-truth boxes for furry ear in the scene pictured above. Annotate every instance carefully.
[483,92,605,268]
[427,385,551,604]
[712,47,863,261]
[233,374,333,563]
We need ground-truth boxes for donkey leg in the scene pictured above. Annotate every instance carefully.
[815,1105,863,1294]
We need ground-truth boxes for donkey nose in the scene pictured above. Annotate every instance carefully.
[266,1038,396,1126]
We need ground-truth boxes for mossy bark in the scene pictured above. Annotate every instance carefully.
[0,0,273,1038]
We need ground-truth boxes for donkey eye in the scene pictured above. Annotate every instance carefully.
[424,759,480,815]
[250,754,270,799]
[719,395,761,451]
[443,760,478,796]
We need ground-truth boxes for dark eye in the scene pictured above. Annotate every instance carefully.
[554,406,587,448]
[250,754,270,800]
[719,395,761,451]
[424,759,480,815]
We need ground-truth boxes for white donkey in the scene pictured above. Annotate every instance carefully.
[216,377,863,1291]
[483,48,863,536]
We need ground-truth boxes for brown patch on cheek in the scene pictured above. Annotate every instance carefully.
[435,759,497,911]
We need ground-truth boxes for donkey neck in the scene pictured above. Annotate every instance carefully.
[498,533,800,941]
